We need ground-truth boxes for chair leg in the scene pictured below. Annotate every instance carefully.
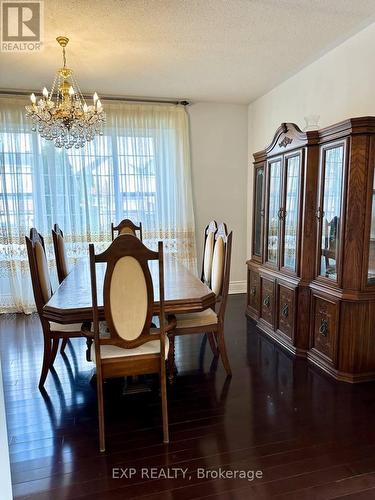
[60,338,68,353]
[207,332,218,356]
[96,369,106,452]
[49,338,60,368]
[161,362,169,444]
[167,334,175,384]
[38,337,51,389]
[217,326,232,376]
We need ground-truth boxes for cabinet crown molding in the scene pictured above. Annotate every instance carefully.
[253,122,319,163]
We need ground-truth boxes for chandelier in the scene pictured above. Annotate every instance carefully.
[25,36,105,149]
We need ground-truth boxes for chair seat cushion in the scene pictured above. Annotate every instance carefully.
[49,321,84,332]
[90,335,169,362]
[175,308,218,329]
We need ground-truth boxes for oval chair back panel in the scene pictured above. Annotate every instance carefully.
[203,231,215,285]
[52,224,69,283]
[25,228,53,319]
[34,236,52,304]
[111,219,143,241]
[211,235,225,297]
[56,233,69,278]
[201,220,217,286]
[119,226,136,236]
[108,255,149,341]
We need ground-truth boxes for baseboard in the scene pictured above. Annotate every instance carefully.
[229,280,247,294]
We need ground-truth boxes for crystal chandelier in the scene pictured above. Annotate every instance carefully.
[25,36,105,149]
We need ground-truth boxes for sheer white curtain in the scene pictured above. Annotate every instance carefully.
[0,97,197,313]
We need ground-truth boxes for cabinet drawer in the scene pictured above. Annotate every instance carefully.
[260,277,275,327]
[277,284,296,339]
[311,296,339,363]
[248,270,260,314]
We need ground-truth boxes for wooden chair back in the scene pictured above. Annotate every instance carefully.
[211,223,233,322]
[201,220,217,286]
[52,224,69,283]
[111,219,143,241]
[89,235,166,357]
[25,228,53,315]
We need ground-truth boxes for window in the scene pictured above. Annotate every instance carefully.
[0,99,196,312]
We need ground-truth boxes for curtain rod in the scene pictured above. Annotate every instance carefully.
[0,89,191,106]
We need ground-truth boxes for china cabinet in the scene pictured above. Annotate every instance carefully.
[247,118,375,382]
[247,123,319,355]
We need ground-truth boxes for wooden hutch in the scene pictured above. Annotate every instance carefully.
[246,118,375,382]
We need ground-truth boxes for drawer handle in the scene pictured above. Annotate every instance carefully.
[263,295,270,308]
[282,303,289,318]
[319,319,328,337]
[250,287,256,296]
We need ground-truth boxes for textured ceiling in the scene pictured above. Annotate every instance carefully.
[1,0,375,103]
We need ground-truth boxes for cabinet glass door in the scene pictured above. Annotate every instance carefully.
[283,154,300,271]
[319,145,344,280]
[368,173,375,284]
[253,166,264,258]
[267,159,282,265]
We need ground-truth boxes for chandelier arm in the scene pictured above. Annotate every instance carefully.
[71,75,86,105]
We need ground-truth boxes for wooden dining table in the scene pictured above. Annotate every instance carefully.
[43,255,215,324]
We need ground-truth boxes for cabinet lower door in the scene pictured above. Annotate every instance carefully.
[248,269,260,316]
[260,277,275,328]
[310,294,339,364]
[277,284,296,340]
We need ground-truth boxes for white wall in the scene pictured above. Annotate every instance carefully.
[0,360,12,500]
[188,103,248,290]
[247,21,375,257]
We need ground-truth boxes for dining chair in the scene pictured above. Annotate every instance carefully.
[111,219,143,240]
[201,220,217,287]
[89,234,175,451]
[25,228,90,389]
[52,224,69,284]
[168,223,233,380]
[200,220,218,356]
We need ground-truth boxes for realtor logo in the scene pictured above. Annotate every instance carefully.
[1,0,43,52]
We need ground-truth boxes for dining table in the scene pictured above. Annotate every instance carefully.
[43,255,216,324]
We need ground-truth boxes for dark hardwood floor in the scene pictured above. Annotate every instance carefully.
[2,294,375,499]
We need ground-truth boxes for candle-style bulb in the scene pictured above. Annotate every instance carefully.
[83,103,88,113]
[96,99,102,110]
[42,87,48,98]
[68,86,74,96]
[93,92,98,103]
[30,93,36,104]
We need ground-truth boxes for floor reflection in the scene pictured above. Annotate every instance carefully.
[246,317,375,440]
[3,297,375,499]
